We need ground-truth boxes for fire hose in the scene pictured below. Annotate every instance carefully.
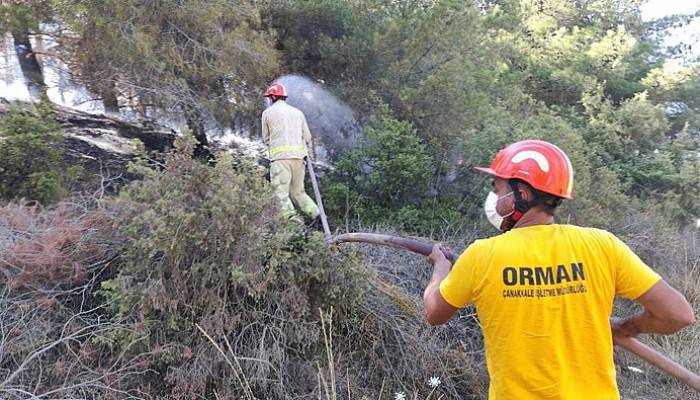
[332,232,700,392]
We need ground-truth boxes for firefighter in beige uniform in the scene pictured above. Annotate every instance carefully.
[262,83,320,220]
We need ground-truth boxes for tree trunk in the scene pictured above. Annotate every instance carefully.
[101,81,120,113]
[184,106,212,161]
[11,30,46,98]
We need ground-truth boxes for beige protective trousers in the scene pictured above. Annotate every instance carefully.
[270,159,320,219]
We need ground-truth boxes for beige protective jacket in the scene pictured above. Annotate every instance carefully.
[261,100,312,161]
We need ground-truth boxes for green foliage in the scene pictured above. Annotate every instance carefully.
[0,3,38,33]
[323,111,440,232]
[0,1,55,31]
[642,64,700,133]
[0,98,78,204]
[350,113,432,207]
[39,0,700,226]
[495,0,655,105]
[102,134,365,398]
[13,0,697,229]
[579,86,700,223]
[27,171,61,203]
[265,0,354,76]
[54,0,279,123]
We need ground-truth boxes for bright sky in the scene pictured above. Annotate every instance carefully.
[640,0,700,62]
[640,0,699,21]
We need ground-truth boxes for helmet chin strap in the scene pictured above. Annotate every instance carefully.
[501,180,530,231]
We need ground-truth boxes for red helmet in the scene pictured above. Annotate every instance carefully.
[475,139,574,199]
[264,83,287,97]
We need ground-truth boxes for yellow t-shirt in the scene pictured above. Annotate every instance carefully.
[439,224,661,400]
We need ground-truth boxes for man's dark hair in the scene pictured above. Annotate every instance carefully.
[270,95,288,103]
[514,179,564,215]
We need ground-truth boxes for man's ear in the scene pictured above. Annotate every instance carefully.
[518,182,532,202]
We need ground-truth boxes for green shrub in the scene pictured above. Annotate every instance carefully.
[0,98,80,204]
[354,113,433,207]
[323,111,436,233]
[390,198,471,235]
[102,134,366,398]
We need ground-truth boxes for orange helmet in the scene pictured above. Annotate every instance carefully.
[475,139,574,199]
[264,83,287,97]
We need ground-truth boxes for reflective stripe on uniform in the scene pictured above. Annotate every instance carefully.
[281,207,297,218]
[302,201,319,216]
[270,145,305,156]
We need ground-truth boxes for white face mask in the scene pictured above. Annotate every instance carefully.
[484,191,514,231]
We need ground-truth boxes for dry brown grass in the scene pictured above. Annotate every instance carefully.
[323,226,489,399]
[0,200,115,292]
[612,213,700,400]
[0,200,150,399]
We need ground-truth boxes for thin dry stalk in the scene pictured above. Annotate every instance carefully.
[223,334,255,398]
[195,323,255,400]
[317,361,331,400]
[319,307,337,400]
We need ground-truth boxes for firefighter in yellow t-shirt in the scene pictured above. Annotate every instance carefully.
[422,140,695,400]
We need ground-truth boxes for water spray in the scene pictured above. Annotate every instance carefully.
[272,74,362,161]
